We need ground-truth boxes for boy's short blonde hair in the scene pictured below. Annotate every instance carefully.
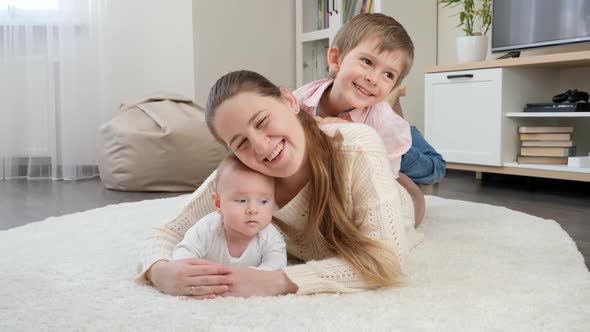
[332,13,415,85]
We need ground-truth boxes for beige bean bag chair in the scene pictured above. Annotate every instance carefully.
[98,93,227,192]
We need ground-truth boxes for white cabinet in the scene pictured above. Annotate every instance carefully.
[425,69,503,166]
[424,51,590,182]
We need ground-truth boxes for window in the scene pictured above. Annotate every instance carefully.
[1,0,58,10]
[0,0,60,23]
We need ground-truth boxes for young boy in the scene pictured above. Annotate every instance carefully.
[294,13,446,226]
[173,155,287,271]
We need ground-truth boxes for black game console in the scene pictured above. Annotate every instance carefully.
[524,103,590,112]
[552,89,589,103]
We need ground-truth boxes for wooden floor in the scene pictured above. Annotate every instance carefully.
[1,170,588,268]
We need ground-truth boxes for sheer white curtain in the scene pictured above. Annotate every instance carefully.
[0,0,112,180]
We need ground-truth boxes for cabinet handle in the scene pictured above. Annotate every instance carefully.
[447,74,474,79]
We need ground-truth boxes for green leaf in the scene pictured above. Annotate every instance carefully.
[441,0,493,36]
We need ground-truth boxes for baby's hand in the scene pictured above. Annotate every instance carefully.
[314,116,350,126]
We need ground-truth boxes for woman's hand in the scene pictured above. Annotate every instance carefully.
[221,267,298,298]
[147,258,233,299]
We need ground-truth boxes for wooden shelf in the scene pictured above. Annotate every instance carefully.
[425,50,590,73]
[447,162,590,182]
[505,112,590,118]
[503,162,590,174]
[299,29,330,43]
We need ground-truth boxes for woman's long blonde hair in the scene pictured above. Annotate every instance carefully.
[205,70,402,287]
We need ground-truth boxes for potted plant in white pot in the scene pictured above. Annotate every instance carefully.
[440,0,492,63]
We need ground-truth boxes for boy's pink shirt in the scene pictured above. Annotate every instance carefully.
[293,78,411,178]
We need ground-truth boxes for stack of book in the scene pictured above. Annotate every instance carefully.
[317,0,329,30]
[517,126,575,165]
[341,0,374,24]
[304,43,329,82]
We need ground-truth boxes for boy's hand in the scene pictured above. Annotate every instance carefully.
[387,85,407,118]
[388,85,407,106]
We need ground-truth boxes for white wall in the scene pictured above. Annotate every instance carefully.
[103,1,590,130]
[105,0,295,111]
[108,0,195,108]
[191,1,434,129]
[382,0,438,132]
[193,1,295,106]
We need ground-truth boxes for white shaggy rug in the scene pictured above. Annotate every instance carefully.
[0,195,588,332]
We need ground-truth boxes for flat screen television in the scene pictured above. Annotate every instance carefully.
[492,0,590,52]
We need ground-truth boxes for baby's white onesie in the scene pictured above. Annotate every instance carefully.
[172,212,287,270]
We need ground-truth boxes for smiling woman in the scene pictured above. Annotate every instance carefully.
[137,70,423,298]
[210,89,306,181]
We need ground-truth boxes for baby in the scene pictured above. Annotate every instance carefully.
[173,155,286,270]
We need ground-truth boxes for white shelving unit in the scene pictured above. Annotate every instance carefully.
[295,0,381,88]
[425,51,590,182]
[503,162,590,174]
[505,112,590,118]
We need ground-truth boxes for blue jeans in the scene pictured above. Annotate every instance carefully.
[400,126,446,185]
